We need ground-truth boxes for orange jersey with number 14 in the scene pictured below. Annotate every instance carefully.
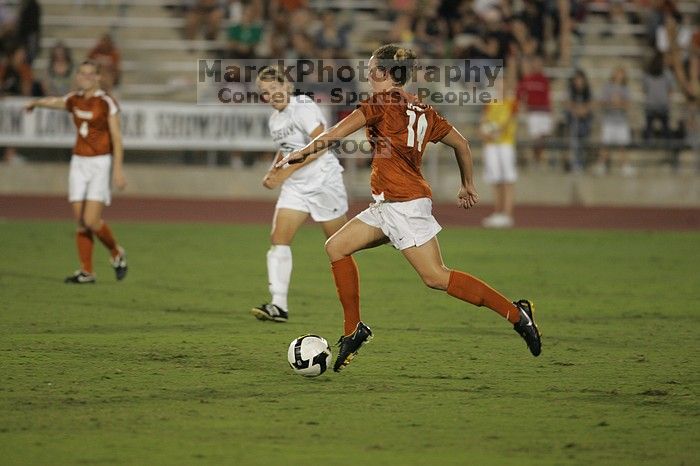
[358,89,453,201]
[64,89,119,157]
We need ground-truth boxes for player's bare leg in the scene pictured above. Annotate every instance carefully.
[325,217,388,262]
[252,208,309,322]
[502,183,515,219]
[325,218,388,371]
[400,237,451,290]
[485,184,515,229]
[320,214,347,239]
[270,208,308,245]
[402,237,541,356]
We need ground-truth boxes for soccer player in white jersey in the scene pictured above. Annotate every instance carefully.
[250,66,349,322]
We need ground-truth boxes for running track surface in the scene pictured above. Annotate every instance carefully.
[1,195,699,231]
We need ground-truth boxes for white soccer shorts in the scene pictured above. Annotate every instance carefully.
[68,154,112,205]
[483,143,517,184]
[357,196,442,251]
[275,170,348,222]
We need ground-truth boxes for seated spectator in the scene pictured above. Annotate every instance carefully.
[15,0,40,63]
[288,32,316,60]
[656,11,692,57]
[685,98,700,171]
[412,2,448,58]
[0,3,17,55]
[671,30,700,100]
[461,33,501,60]
[643,52,674,141]
[288,7,315,35]
[0,46,33,96]
[438,0,466,39]
[389,13,414,45]
[451,2,480,38]
[266,13,290,58]
[600,0,631,38]
[509,16,538,58]
[516,55,552,167]
[565,68,593,171]
[594,67,634,176]
[473,0,505,23]
[271,0,308,13]
[227,5,263,59]
[688,31,700,99]
[43,41,73,96]
[0,46,36,166]
[314,11,350,58]
[184,0,225,41]
[520,0,545,51]
[386,0,416,25]
[87,33,121,90]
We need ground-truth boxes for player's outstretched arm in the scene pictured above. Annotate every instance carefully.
[441,128,478,209]
[24,97,66,112]
[276,109,366,167]
[108,113,127,190]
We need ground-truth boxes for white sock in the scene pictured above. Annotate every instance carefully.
[267,245,292,312]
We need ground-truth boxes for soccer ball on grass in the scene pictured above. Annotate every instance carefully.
[287,335,332,377]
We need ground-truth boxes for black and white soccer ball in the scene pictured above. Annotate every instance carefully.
[287,335,332,377]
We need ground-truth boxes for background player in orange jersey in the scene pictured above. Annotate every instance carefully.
[278,44,542,372]
[25,60,128,284]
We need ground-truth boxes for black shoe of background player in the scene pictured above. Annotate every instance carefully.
[64,270,96,284]
[513,299,542,356]
[250,303,288,322]
[111,247,128,281]
[333,321,373,372]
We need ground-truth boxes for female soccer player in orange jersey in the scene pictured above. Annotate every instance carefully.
[278,45,542,372]
[25,60,127,284]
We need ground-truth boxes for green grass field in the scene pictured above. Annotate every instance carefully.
[0,220,698,465]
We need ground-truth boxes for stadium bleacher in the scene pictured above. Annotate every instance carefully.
[1,0,698,181]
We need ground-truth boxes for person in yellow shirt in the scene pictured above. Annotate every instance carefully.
[479,87,519,228]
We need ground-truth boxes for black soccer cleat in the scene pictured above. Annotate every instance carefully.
[513,299,542,356]
[111,247,128,281]
[333,321,373,372]
[64,270,96,284]
[250,303,288,322]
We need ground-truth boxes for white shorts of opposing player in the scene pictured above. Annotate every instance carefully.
[357,194,442,251]
[275,161,348,221]
[483,143,517,185]
[68,154,112,205]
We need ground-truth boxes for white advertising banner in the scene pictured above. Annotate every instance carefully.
[0,97,277,151]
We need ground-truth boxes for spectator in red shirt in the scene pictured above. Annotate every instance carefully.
[87,33,121,90]
[0,46,33,96]
[516,55,552,167]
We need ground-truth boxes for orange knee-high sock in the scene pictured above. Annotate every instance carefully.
[446,270,520,324]
[331,256,361,336]
[94,222,119,257]
[76,229,94,274]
